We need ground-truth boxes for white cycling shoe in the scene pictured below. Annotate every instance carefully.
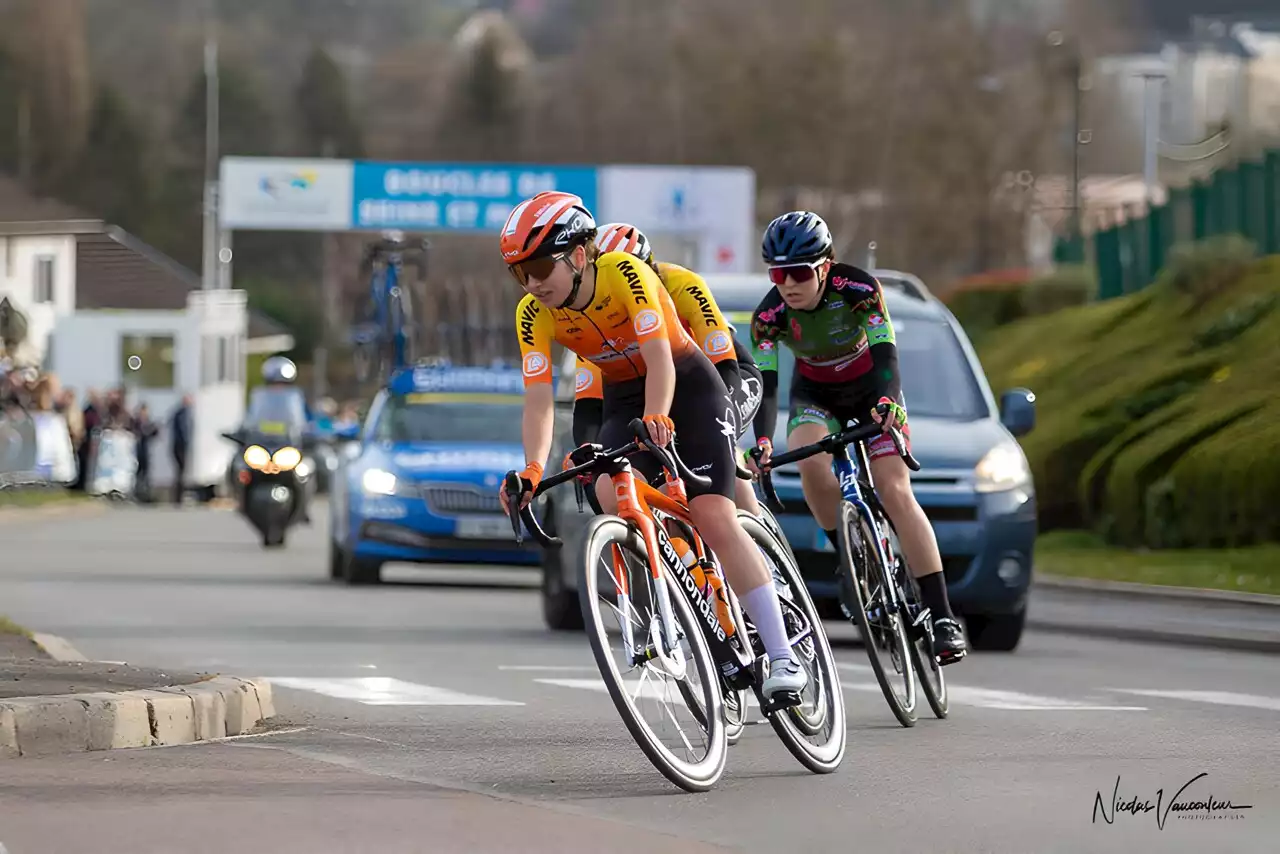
[761,654,808,702]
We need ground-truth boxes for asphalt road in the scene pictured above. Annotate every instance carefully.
[1,504,1277,853]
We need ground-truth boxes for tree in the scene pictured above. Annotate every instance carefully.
[57,85,153,232]
[434,11,532,160]
[296,46,363,158]
[7,0,92,189]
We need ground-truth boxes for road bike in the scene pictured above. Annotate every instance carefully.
[351,233,426,385]
[505,419,845,792]
[752,410,949,727]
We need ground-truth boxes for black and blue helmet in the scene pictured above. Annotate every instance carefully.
[761,211,833,265]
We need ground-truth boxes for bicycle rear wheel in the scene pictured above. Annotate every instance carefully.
[741,512,846,774]
[579,516,727,792]
[837,500,917,727]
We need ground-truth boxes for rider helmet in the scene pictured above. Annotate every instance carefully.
[761,211,834,265]
[499,191,596,266]
[262,355,298,385]
[594,222,654,266]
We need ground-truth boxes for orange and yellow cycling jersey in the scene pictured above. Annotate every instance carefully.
[517,252,697,395]
[571,261,736,401]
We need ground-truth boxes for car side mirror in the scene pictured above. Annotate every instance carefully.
[999,388,1036,437]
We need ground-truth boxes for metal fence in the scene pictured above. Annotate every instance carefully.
[1058,148,1280,299]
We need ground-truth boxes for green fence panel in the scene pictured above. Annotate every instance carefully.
[1265,150,1279,255]
[1095,227,1122,300]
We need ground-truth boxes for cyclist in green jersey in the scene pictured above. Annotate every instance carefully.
[746,211,968,665]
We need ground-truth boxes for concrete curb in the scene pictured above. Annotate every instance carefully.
[0,635,276,759]
[1031,576,1280,654]
[1036,573,1280,607]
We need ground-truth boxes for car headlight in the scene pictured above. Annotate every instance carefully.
[974,443,1031,494]
[362,468,398,496]
[272,446,303,471]
[243,445,271,470]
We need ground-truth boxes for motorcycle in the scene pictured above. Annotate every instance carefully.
[221,426,315,548]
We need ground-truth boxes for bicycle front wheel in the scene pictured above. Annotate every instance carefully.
[837,500,917,727]
[579,516,727,792]
[741,512,846,774]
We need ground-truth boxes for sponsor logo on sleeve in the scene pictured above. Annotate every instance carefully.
[867,313,886,327]
[633,309,662,335]
[575,367,593,393]
[703,330,732,357]
[522,351,549,378]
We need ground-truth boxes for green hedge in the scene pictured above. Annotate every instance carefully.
[975,254,1280,549]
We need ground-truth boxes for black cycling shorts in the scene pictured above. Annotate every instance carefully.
[597,350,736,499]
[788,373,911,461]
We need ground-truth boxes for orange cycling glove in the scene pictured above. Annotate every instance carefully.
[519,461,544,492]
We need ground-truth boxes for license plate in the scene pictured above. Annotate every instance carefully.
[814,529,836,553]
[456,515,513,539]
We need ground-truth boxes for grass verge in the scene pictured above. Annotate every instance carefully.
[0,487,90,510]
[1036,530,1280,596]
[0,615,33,637]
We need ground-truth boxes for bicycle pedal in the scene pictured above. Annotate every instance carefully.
[759,690,803,716]
[936,649,968,667]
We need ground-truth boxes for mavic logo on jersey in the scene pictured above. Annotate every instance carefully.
[575,367,593,393]
[518,301,540,347]
[634,309,661,336]
[522,351,548,378]
[617,258,648,305]
[704,330,732,357]
[686,284,718,326]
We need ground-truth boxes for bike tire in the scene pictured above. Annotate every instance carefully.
[869,505,948,720]
[579,516,727,792]
[741,512,846,773]
[836,500,918,728]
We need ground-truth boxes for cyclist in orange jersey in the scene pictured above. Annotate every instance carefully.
[571,223,766,520]
[498,191,808,703]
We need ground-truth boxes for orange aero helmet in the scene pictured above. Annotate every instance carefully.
[595,222,654,265]
[499,191,597,265]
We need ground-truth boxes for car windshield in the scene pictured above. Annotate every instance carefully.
[245,387,308,429]
[372,393,524,443]
[774,318,988,420]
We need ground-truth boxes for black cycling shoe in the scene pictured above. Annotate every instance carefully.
[932,617,969,665]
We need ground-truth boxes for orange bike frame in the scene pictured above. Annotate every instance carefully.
[603,462,747,666]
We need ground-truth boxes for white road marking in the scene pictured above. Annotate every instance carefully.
[1111,688,1280,712]
[838,664,1146,710]
[536,677,698,704]
[268,677,524,706]
[498,665,598,672]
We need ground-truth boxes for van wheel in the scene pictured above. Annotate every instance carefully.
[539,500,582,631]
[964,606,1026,652]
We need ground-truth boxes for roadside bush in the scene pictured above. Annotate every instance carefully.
[1102,399,1263,546]
[1163,409,1280,548]
[1190,291,1278,350]
[943,274,1028,341]
[1019,265,1095,317]
[1156,234,1257,307]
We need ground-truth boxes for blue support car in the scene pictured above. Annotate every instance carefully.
[328,364,545,584]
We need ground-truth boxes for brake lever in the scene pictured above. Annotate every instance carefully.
[502,471,525,544]
[573,477,586,513]
[748,447,784,512]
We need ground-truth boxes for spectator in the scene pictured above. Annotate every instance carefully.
[132,402,160,503]
[170,393,193,506]
[74,390,103,491]
[58,387,85,450]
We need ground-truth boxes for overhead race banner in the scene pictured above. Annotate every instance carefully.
[218,158,753,271]
[220,157,355,231]
[350,162,599,232]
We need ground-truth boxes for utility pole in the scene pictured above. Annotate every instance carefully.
[1049,30,1087,258]
[1139,71,1167,207]
[201,0,221,291]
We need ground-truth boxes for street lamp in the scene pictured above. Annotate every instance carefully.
[1048,30,1087,251]
[201,0,221,292]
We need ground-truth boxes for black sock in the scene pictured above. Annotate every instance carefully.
[824,528,839,547]
[916,571,954,619]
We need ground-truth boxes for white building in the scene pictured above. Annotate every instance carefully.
[0,174,295,494]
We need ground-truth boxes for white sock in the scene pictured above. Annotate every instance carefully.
[739,582,792,662]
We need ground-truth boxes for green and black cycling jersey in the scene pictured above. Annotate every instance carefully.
[750,263,902,439]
